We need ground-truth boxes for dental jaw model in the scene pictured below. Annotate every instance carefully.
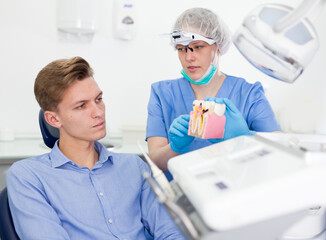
[188,100,226,139]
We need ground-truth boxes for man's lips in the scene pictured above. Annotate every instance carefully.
[93,121,105,128]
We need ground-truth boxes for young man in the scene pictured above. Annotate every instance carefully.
[6,57,185,239]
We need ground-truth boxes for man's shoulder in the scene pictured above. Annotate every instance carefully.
[109,151,149,171]
[109,151,144,164]
[7,154,51,179]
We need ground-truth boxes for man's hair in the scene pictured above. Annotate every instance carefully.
[34,56,94,111]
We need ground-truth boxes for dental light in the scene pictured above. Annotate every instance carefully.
[233,0,325,83]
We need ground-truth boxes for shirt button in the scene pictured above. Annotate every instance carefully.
[108,219,113,223]
[90,171,94,174]
[99,192,104,196]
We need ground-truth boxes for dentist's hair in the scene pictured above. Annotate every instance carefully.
[34,56,94,111]
[173,8,231,55]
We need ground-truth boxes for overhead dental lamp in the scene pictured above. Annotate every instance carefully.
[233,0,325,83]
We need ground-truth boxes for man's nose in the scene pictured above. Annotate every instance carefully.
[91,102,105,118]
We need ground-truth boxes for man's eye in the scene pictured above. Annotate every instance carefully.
[96,97,103,102]
[77,104,85,109]
[194,46,203,50]
[177,47,185,52]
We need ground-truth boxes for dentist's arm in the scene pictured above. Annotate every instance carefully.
[148,115,194,171]
[147,137,179,172]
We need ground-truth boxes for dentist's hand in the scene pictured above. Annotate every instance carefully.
[205,97,255,143]
[168,114,194,153]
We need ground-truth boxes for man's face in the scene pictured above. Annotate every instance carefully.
[55,77,106,143]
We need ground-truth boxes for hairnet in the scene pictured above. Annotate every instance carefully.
[173,8,232,55]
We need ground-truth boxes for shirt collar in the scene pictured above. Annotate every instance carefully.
[49,140,113,168]
[94,141,113,165]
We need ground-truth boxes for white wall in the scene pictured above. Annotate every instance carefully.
[0,0,325,139]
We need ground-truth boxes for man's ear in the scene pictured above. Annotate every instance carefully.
[44,111,61,128]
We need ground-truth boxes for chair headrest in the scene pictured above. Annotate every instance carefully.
[0,187,20,240]
[38,109,59,149]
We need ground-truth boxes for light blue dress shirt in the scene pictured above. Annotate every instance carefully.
[146,75,281,180]
[6,141,185,240]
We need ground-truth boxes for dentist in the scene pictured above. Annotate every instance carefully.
[146,8,281,180]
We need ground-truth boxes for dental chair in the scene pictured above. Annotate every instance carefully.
[0,187,19,240]
[38,109,59,148]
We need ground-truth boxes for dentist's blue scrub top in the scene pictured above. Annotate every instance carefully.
[146,75,281,180]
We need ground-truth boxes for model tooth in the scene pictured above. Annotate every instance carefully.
[203,101,210,110]
[193,100,200,107]
[210,102,216,114]
[214,103,226,116]
[204,101,213,114]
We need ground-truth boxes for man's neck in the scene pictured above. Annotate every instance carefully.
[58,137,99,170]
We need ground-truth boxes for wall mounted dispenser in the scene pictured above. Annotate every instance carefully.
[114,0,137,40]
[56,0,99,42]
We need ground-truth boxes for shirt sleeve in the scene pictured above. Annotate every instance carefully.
[6,162,71,240]
[139,161,186,240]
[245,82,281,132]
[146,84,169,140]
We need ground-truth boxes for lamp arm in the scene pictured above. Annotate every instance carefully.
[273,0,326,33]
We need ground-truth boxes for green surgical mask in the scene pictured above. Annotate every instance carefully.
[181,63,217,85]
